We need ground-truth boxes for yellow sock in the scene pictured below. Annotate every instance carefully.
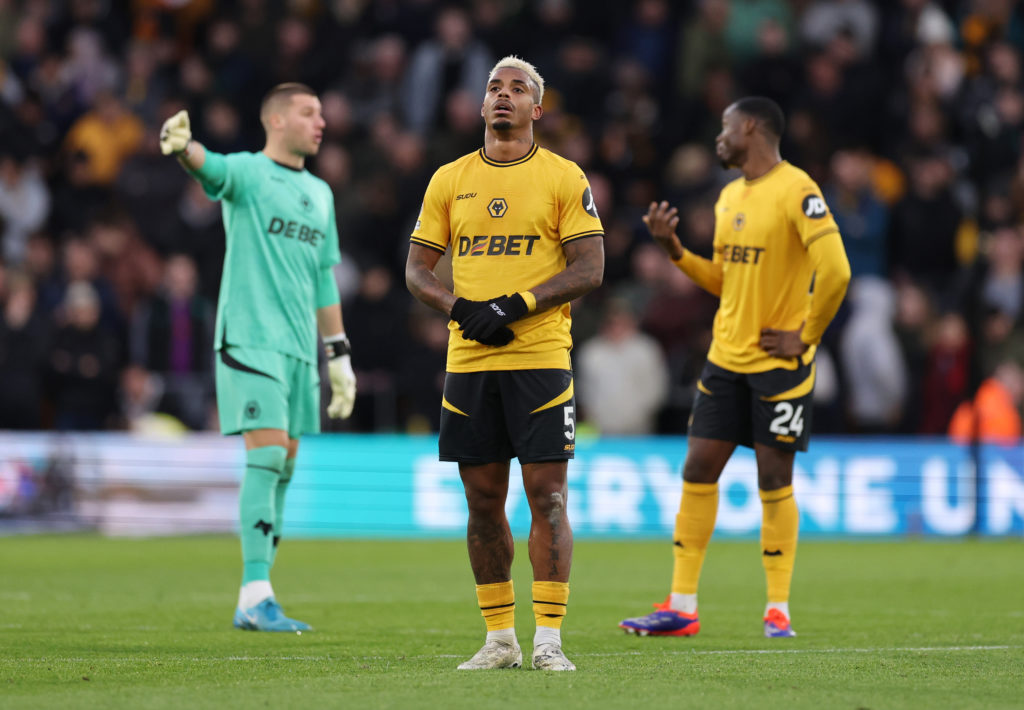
[671,481,719,594]
[475,581,515,632]
[760,485,799,602]
[533,581,569,629]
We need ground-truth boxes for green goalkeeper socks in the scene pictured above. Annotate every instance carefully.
[270,457,296,568]
[240,445,286,584]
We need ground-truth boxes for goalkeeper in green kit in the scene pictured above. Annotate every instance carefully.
[160,83,356,631]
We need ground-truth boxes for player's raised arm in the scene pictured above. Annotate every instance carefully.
[644,200,723,296]
[159,110,207,171]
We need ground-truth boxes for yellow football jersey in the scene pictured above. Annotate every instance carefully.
[411,144,604,372]
[708,160,842,373]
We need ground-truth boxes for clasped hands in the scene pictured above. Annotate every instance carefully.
[450,293,530,347]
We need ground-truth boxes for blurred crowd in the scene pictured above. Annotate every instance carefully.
[0,0,1022,439]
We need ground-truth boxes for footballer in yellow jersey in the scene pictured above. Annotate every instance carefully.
[410,143,603,373]
[619,97,850,643]
[702,159,841,374]
[406,56,604,672]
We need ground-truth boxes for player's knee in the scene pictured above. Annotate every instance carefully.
[464,486,506,515]
[758,471,793,491]
[527,484,567,518]
[682,457,721,484]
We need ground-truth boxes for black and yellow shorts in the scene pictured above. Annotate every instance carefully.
[689,359,815,452]
[439,369,576,464]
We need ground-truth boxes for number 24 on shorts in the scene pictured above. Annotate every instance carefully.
[769,402,804,437]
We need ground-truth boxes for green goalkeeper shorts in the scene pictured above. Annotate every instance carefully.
[215,345,321,439]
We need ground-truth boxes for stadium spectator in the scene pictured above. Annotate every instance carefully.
[888,151,964,299]
[402,6,492,135]
[0,146,50,265]
[577,298,669,435]
[824,147,889,279]
[342,263,410,432]
[46,280,122,430]
[920,312,972,434]
[948,359,1024,443]
[63,90,143,186]
[0,270,48,429]
[840,276,908,432]
[130,253,214,430]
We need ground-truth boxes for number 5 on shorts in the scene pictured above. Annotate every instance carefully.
[564,406,575,441]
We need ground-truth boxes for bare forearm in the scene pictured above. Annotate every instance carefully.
[529,263,603,311]
[176,140,207,172]
[406,243,457,314]
[317,303,344,337]
[529,237,604,311]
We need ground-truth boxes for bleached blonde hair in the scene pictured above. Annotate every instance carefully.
[488,55,545,104]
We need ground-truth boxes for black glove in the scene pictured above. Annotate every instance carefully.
[450,297,516,347]
[459,293,529,343]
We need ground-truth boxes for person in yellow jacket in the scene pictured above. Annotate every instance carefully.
[619,97,851,639]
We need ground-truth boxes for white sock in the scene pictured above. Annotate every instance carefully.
[669,593,698,614]
[238,580,274,610]
[765,601,790,618]
[486,627,517,645]
[534,626,561,647]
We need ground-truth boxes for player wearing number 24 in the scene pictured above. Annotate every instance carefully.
[618,97,850,640]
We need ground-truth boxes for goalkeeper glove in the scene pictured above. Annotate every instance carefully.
[458,293,530,343]
[324,334,356,419]
[450,297,515,346]
[160,110,192,156]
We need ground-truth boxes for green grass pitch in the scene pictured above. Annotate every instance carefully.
[2,535,1022,709]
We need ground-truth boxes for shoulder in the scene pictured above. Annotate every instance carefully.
[304,170,331,193]
[226,151,262,164]
[778,162,823,195]
[718,176,746,200]
[535,146,580,176]
[439,150,481,176]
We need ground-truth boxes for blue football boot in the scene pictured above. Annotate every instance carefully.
[233,598,312,632]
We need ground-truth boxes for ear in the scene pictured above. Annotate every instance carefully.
[532,103,544,121]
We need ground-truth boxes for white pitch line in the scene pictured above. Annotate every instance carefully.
[11,645,1019,664]
[581,645,1018,656]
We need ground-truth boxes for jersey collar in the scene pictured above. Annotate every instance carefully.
[743,160,788,185]
[479,143,538,167]
[261,152,305,173]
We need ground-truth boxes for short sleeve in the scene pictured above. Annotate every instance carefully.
[409,169,451,254]
[322,190,342,268]
[787,181,840,248]
[192,151,244,202]
[558,165,604,245]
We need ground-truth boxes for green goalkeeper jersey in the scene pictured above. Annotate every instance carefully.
[191,151,341,365]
